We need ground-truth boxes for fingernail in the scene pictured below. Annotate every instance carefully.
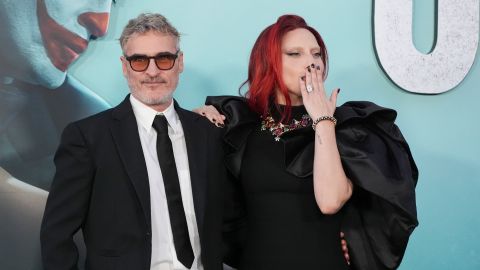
[310,63,315,68]
[316,65,321,70]
[212,119,216,122]
[307,66,311,72]
[219,124,225,128]
[338,88,341,93]
[301,76,306,81]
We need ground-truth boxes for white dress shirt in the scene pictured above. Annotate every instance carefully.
[130,95,202,270]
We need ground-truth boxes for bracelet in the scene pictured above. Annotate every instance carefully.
[312,115,337,130]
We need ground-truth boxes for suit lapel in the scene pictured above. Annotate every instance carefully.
[108,97,208,236]
[175,101,208,235]
[110,96,151,226]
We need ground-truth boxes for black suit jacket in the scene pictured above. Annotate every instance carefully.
[41,96,229,270]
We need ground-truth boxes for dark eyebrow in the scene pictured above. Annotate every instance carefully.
[156,51,178,56]
[125,54,147,59]
[125,52,177,58]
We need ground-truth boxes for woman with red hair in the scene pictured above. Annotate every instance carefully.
[198,14,418,270]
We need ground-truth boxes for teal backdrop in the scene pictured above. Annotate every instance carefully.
[66,0,479,269]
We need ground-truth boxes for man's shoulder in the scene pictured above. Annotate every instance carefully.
[72,96,130,128]
[175,106,223,137]
[72,107,116,129]
[183,108,220,128]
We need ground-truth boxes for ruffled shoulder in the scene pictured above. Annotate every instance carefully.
[205,96,259,178]
[336,101,418,215]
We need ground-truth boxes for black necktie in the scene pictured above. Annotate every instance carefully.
[152,115,194,268]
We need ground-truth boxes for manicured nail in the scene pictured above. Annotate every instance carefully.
[337,88,341,93]
[307,66,311,72]
[219,124,225,128]
[301,76,306,81]
[212,119,216,122]
[316,65,321,70]
[311,63,315,68]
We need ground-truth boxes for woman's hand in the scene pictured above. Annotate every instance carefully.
[303,64,352,214]
[299,64,340,120]
[192,105,226,127]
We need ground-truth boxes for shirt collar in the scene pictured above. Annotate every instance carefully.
[130,95,180,134]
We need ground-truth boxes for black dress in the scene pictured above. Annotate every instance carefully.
[239,105,349,269]
[207,96,419,270]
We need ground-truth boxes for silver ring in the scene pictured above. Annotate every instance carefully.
[306,84,313,93]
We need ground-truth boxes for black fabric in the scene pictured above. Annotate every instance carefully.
[238,105,348,270]
[206,95,418,270]
[152,115,194,268]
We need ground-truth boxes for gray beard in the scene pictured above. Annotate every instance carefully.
[135,93,172,106]
[129,85,173,107]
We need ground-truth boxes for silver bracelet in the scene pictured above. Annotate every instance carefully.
[312,115,337,130]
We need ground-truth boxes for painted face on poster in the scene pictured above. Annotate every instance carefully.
[0,0,112,88]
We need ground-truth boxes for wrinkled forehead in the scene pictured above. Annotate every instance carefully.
[123,32,180,56]
[44,0,112,22]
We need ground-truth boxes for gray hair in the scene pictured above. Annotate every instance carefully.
[119,13,180,53]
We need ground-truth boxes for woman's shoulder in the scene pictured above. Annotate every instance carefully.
[335,101,408,144]
[335,101,397,126]
[205,96,257,178]
[206,95,251,117]
[206,95,258,126]
[206,95,248,106]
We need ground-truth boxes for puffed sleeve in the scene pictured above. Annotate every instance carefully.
[206,96,258,179]
[335,101,418,270]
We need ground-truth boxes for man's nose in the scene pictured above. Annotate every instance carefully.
[78,12,110,38]
[145,59,162,76]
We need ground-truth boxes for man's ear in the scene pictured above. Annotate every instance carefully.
[178,52,184,73]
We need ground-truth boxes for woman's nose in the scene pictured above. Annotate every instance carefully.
[78,12,110,38]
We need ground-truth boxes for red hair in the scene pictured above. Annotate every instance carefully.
[241,14,328,122]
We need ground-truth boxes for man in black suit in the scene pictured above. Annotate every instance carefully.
[41,13,231,270]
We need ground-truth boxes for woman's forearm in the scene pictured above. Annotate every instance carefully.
[312,121,353,214]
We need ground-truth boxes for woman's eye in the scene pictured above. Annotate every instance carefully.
[286,52,300,56]
[313,52,322,58]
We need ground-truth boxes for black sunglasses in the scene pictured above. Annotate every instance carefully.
[125,50,180,72]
